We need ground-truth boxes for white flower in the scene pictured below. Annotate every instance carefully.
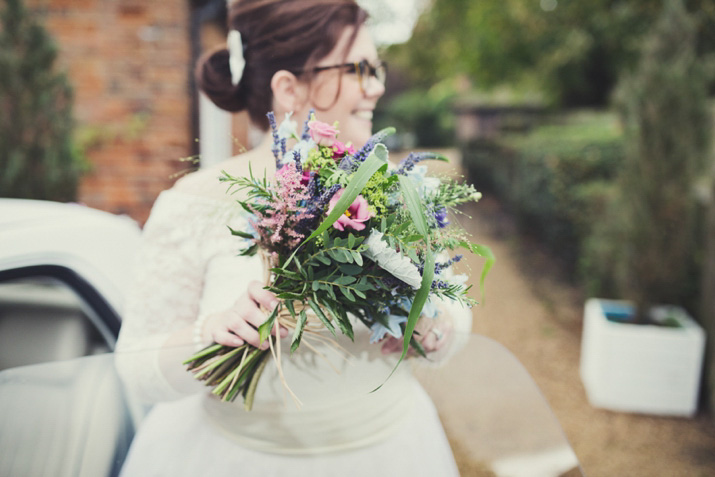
[363,230,422,289]
[448,274,468,286]
[227,30,245,86]
[406,165,439,195]
[289,138,315,164]
[277,112,298,140]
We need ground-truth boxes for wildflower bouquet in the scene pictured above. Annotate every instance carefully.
[184,112,494,410]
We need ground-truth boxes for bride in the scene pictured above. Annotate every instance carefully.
[115,0,471,475]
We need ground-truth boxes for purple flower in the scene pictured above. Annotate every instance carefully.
[434,206,449,228]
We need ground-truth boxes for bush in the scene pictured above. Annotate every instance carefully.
[374,86,456,148]
[0,0,85,201]
[612,0,710,318]
[463,111,624,276]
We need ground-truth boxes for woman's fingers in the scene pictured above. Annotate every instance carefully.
[246,281,287,338]
[248,281,279,311]
[212,329,244,347]
[421,330,438,352]
[226,316,268,349]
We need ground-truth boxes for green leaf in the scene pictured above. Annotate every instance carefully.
[290,309,308,353]
[227,226,254,239]
[351,250,363,266]
[458,240,495,303]
[397,174,430,237]
[403,234,424,243]
[374,246,435,393]
[339,264,363,275]
[333,276,357,285]
[308,298,335,336]
[315,254,331,266]
[340,286,355,301]
[258,303,280,343]
[284,300,297,320]
[323,300,354,340]
[401,248,434,359]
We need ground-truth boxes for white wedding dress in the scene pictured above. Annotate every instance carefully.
[115,187,471,476]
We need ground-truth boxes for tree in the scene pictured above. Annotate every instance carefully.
[0,0,84,201]
[388,0,715,107]
[613,0,711,319]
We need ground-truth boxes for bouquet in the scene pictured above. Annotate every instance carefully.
[184,111,494,410]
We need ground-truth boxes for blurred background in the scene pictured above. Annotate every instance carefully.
[2,0,715,475]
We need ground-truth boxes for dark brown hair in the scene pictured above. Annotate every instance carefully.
[196,0,368,130]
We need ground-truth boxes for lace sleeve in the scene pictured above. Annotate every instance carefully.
[115,190,248,403]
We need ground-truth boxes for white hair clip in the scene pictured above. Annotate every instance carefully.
[227,29,245,86]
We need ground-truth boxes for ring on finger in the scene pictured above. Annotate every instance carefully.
[429,328,444,341]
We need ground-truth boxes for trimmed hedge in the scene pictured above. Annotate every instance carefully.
[462,111,624,290]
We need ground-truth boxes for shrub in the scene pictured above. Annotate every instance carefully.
[375,86,456,148]
[0,0,85,201]
[612,0,711,319]
[462,111,624,276]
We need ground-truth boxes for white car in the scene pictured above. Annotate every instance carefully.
[0,199,141,369]
[0,199,142,477]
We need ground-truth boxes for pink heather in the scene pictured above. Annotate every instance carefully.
[252,162,313,249]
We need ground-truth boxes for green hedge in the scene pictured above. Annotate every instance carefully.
[462,111,624,290]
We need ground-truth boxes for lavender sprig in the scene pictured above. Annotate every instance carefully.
[340,127,395,172]
[293,150,302,173]
[301,109,315,141]
[395,151,446,175]
[267,112,281,162]
[434,255,462,275]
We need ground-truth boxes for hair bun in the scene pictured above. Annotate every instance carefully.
[195,47,247,113]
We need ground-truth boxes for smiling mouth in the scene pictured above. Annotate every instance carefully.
[352,110,373,121]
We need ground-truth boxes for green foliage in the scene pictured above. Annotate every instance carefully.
[388,0,715,107]
[0,0,85,201]
[374,85,456,148]
[462,110,624,278]
[611,0,712,317]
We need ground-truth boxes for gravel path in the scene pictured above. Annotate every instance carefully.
[411,149,715,477]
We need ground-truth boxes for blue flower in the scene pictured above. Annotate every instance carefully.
[369,314,408,343]
[434,206,449,228]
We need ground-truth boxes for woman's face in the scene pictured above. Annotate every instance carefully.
[305,25,385,148]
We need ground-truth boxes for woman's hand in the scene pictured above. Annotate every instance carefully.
[202,281,287,349]
[380,310,454,355]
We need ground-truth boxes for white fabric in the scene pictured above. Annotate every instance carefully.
[115,186,470,476]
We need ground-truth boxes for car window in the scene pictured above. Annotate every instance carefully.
[0,276,113,371]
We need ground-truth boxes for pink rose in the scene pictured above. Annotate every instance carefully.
[308,119,339,147]
[332,140,357,159]
[328,189,373,231]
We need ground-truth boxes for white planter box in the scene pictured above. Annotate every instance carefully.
[580,298,706,417]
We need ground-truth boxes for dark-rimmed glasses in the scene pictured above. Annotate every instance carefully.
[306,59,387,94]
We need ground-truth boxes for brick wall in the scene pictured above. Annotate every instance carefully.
[28,0,193,224]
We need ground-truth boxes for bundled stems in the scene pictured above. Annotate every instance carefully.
[183,341,272,410]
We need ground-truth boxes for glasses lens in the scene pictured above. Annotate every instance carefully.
[356,60,387,91]
[375,61,387,84]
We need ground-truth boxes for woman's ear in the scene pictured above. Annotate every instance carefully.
[271,70,309,113]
